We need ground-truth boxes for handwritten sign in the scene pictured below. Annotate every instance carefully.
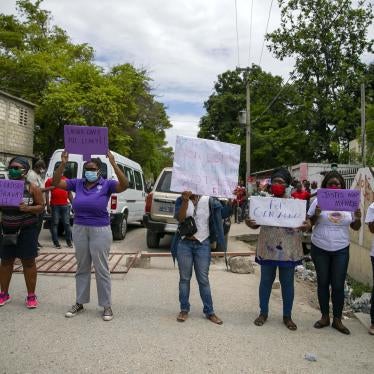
[317,188,360,212]
[170,136,240,198]
[64,125,108,161]
[249,196,306,228]
[0,180,24,206]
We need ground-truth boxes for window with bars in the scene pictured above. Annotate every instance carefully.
[18,106,28,126]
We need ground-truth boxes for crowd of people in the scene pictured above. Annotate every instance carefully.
[0,155,373,337]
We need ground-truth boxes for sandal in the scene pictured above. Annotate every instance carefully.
[332,318,350,335]
[254,314,268,326]
[176,311,188,322]
[283,316,297,331]
[314,315,330,329]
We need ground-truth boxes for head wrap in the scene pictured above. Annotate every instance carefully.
[9,156,30,172]
[271,167,292,186]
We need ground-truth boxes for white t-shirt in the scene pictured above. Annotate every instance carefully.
[185,196,210,243]
[307,198,354,251]
[365,202,374,257]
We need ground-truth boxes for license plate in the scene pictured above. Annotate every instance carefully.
[159,204,174,213]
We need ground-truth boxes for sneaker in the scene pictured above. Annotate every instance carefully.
[66,241,73,248]
[0,292,11,306]
[25,294,39,309]
[53,243,62,249]
[65,303,84,318]
[103,306,113,321]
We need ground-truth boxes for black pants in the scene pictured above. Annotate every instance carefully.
[311,244,349,319]
[371,256,374,324]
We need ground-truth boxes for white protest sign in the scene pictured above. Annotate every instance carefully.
[170,136,241,198]
[249,196,306,228]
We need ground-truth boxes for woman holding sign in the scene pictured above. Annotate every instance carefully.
[308,171,361,335]
[364,202,374,335]
[52,150,128,321]
[246,168,310,331]
[0,157,44,308]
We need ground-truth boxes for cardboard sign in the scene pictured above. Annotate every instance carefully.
[249,196,306,228]
[0,179,25,206]
[170,136,241,198]
[64,125,108,161]
[317,188,360,212]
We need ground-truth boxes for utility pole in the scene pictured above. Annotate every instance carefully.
[245,77,251,189]
[361,83,366,167]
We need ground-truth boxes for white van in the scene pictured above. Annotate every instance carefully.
[46,149,147,240]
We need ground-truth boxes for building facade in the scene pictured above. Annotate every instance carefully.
[0,90,36,166]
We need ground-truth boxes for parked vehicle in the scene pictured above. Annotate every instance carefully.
[45,149,146,240]
[143,167,231,249]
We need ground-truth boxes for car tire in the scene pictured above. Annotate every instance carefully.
[146,229,160,248]
[112,215,127,240]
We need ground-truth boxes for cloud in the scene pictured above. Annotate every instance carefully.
[166,114,200,149]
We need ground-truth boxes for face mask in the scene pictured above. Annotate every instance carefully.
[8,168,24,179]
[271,184,286,197]
[85,171,99,182]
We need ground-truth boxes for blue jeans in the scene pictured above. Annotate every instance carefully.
[176,238,214,315]
[51,205,72,245]
[259,264,295,317]
[311,244,349,318]
[371,257,374,324]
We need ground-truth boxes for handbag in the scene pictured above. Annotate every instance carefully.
[178,216,197,237]
[178,200,198,237]
[1,230,20,246]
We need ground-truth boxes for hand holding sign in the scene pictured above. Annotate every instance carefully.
[64,125,108,161]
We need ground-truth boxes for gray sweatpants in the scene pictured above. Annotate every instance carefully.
[72,224,112,307]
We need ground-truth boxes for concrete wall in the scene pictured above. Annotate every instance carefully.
[348,167,374,286]
[0,92,35,165]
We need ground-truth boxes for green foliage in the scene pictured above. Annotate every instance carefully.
[0,0,172,179]
[347,276,371,298]
[267,0,373,163]
[198,65,311,174]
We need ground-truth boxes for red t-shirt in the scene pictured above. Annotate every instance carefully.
[45,177,69,206]
[291,190,311,200]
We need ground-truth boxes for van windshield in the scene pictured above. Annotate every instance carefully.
[54,162,78,179]
[155,171,178,193]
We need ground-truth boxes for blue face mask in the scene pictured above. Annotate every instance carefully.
[85,171,99,182]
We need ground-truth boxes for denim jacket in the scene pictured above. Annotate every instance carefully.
[171,196,232,263]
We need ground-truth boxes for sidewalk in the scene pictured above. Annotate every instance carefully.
[1,224,373,374]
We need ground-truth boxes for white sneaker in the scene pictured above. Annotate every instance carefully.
[65,303,84,318]
[103,306,113,321]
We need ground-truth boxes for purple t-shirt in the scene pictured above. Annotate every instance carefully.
[66,178,118,227]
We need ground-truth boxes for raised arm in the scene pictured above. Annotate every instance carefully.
[52,151,69,190]
[107,151,128,193]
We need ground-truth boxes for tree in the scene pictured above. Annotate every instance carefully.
[0,0,172,178]
[267,0,373,162]
[198,65,311,174]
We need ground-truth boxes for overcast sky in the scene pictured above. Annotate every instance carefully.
[1,0,373,148]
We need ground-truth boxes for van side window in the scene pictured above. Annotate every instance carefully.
[124,167,135,189]
[134,170,143,191]
[55,162,78,179]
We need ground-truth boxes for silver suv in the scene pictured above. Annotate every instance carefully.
[143,167,178,248]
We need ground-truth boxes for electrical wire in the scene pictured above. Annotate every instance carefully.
[234,0,240,67]
[258,0,274,67]
[248,0,254,65]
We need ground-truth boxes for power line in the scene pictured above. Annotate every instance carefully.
[234,0,240,67]
[258,0,274,66]
[248,0,254,65]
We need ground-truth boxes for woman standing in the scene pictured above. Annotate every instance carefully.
[246,168,310,331]
[52,150,128,321]
[0,157,44,308]
[365,202,374,335]
[308,171,361,335]
[172,191,232,324]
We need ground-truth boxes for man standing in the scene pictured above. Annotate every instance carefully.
[45,174,73,249]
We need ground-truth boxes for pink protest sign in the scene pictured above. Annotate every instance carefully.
[317,188,360,212]
[0,179,25,206]
[64,125,108,161]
